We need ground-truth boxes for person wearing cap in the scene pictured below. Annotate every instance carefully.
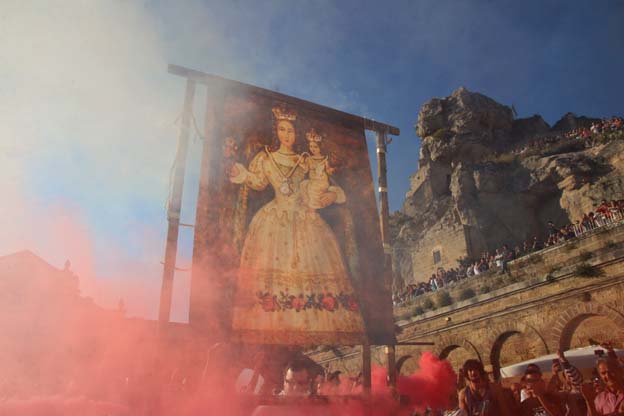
[520,365,566,416]
[521,364,542,402]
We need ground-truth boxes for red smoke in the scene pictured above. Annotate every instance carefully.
[368,352,457,415]
[395,351,457,409]
[0,397,129,416]
[0,233,456,415]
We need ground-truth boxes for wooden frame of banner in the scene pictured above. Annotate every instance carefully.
[162,64,402,400]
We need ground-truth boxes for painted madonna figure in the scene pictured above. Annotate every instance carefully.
[228,105,365,345]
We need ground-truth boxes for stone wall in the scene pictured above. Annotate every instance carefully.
[407,217,468,283]
[308,222,624,380]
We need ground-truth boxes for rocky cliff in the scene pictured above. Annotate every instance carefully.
[392,87,624,287]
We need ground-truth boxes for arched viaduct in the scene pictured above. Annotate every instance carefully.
[309,223,624,380]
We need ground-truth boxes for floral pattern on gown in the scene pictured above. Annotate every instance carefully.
[229,148,366,345]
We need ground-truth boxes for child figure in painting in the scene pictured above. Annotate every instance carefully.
[304,128,336,210]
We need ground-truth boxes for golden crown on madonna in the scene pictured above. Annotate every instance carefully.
[272,105,297,121]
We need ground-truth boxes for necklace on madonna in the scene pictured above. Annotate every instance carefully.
[265,147,304,195]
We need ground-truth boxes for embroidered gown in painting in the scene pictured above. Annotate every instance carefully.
[229,148,365,345]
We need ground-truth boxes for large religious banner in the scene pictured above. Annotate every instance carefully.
[190,78,395,346]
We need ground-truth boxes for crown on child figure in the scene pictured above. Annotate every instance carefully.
[306,128,323,142]
[272,105,297,121]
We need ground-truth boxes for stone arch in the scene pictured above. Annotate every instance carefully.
[437,336,482,363]
[438,345,460,360]
[548,302,624,351]
[489,330,520,382]
[488,322,549,382]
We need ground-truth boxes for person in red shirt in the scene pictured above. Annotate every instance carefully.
[596,200,612,223]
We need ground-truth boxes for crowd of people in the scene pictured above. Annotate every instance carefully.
[237,340,624,416]
[583,117,623,139]
[513,116,624,155]
[550,199,624,246]
[448,341,624,416]
[393,199,624,307]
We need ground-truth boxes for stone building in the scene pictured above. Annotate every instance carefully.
[0,250,203,397]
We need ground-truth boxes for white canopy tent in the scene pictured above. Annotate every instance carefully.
[500,346,624,379]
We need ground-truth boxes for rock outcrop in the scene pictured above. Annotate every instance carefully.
[393,87,624,287]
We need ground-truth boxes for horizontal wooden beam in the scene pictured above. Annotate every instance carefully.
[168,64,400,136]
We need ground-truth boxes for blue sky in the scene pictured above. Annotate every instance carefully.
[2,0,623,320]
[158,0,624,210]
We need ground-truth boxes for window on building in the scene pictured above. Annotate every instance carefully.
[433,250,441,264]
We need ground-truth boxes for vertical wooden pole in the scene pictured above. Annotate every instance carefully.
[375,128,394,301]
[158,79,196,328]
[375,129,390,250]
[385,345,397,388]
[375,129,397,388]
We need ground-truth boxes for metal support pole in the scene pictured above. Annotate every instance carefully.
[158,79,196,328]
